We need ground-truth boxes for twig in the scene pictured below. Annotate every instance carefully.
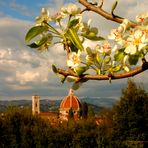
[57,65,147,81]
[99,0,104,8]
[79,0,137,27]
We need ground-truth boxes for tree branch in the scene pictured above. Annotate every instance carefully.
[79,0,136,27]
[57,65,147,81]
[99,0,104,8]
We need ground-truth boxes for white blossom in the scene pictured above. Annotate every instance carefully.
[136,12,148,23]
[97,42,111,54]
[35,8,51,25]
[125,29,147,54]
[67,52,81,68]
[61,4,81,16]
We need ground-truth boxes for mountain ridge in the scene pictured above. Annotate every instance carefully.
[0,97,118,112]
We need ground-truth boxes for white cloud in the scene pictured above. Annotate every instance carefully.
[0,15,69,97]
[0,0,147,99]
[0,48,12,58]
[5,77,14,82]
[16,71,40,84]
[11,85,32,91]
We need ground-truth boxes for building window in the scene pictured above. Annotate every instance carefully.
[35,102,38,108]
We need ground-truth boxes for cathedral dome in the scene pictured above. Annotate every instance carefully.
[60,89,81,111]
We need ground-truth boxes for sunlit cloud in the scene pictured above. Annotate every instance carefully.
[0,0,147,99]
[16,71,40,84]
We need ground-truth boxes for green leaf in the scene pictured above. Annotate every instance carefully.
[82,32,105,41]
[113,65,122,72]
[97,69,101,75]
[46,22,61,35]
[90,27,98,34]
[111,0,118,16]
[57,74,66,83]
[25,26,49,43]
[66,27,84,51]
[86,47,93,55]
[52,64,58,73]
[74,66,88,75]
[27,36,48,48]
[67,76,77,82]
[86,55,94,65]
[114,51,125,62]
[70,42,78,53]
[72,82,81,90]
[128,55,139,65]
[68,19,79,28]
[79,78,88,83]
[109,77,112,84]
[104,57,111,64]
[103,65,111,72]
[123,65,130,72]
[27,43,40,48]
[96,53,101,63]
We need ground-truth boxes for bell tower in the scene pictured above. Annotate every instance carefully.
[32,95,40,115]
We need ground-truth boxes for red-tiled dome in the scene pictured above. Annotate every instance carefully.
[60,89,81,111]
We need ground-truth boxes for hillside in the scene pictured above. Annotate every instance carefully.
[0,97,117,113]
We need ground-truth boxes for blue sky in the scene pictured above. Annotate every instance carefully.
[0,0,147,100]
[1,0,59,20]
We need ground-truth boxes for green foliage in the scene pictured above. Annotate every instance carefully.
[25,26,49,43]
[112,65,122,72]
[128,54,139,65]
[66,27,84,52]
[81,32,105,41]
[86,47,93,55]
[74,66,88,75]
[0,107,100,147]
[52,64,58,73]
[68,18,80,28]
[81,102,88,119]
[114,49,125,62]
[25,4,148,89]
[0,80,147,147]
[0,107,52,148]
[28,34,53,49]
[69,107,74,119]
[72,82,81,90]
[112,79,148,145]
[88,106,95,118]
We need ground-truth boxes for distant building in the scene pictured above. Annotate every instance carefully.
[32,95,40,115]
[32,89,82,124]
[32,90,104,126]
[59,89,81,121]
[32,95,59,126]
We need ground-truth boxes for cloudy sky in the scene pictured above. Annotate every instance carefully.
[0,0,147,100]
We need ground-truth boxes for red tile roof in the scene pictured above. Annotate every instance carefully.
[38,112,58,117]
[60,95,81,110]
[60,89,81,111]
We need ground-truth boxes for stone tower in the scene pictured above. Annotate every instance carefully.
[32,95,40,115]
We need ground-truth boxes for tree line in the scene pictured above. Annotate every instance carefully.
[0,80,148,148]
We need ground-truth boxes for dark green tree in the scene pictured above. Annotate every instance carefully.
[88,106,95,118]
[0,106,53,148]
[69,107,74,119]
[112,79,148,147]
[81,102,88,119]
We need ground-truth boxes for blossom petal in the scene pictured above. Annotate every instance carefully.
[138,43,147,51]
[125,44,137,55]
